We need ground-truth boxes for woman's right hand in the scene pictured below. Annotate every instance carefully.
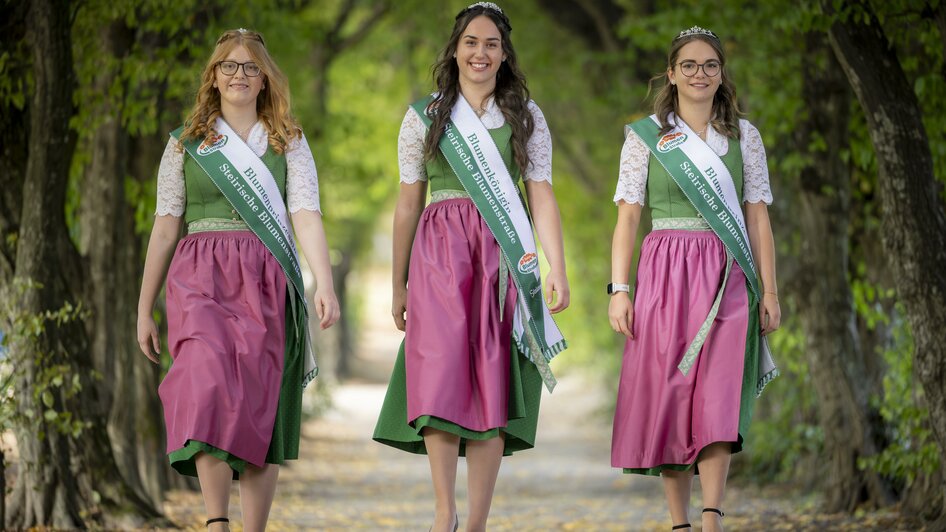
[392,286,408,331]
[137,313,161,364]
[608,293,635,339]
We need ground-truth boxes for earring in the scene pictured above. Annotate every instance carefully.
[671,80,676,85]
[213,82,218,88]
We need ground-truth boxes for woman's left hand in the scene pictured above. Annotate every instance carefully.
[313,288,341,329]
[760,293,781,336]
[544,270,570,314]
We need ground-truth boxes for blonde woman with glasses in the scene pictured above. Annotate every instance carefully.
[137,28,339,531]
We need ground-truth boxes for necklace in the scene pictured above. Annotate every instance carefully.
[235,122,256,140]
[695,123,709,138]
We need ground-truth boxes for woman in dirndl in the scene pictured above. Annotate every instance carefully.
[136,28,339,531]
[609,27,781,532]
[372,3,569,531]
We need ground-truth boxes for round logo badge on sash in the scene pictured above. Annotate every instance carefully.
[518,252,538,274]
[657,132,687,153]
[197,133,228,156]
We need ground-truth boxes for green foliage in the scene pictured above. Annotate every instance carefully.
[859,306,940,484]
[0,279,93,441]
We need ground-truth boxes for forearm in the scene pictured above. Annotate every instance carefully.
[138,215,183,314]
[611,202,642,284]
[291,209,335,290]
[393,182,427,290]
[524,181,566,273]
[746,202,778,294]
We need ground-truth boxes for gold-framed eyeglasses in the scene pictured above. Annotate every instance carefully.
[676,60,721,77]
[216,60,262,77]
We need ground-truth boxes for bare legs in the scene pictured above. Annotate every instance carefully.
[194,453,280,532]
[696,443,730,532]
[465,434,505,532]
[659,442,732,531]
[423,427,505,532]
[424,428,461,531]
[662,468,694,528]
[241,463,280,532]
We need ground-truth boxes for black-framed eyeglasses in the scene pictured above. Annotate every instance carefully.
[216,61,261,77]
[676,60,721,78]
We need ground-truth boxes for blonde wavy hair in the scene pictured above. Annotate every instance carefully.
[180,29,300,154]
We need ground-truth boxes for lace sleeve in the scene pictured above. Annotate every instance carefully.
[740,120,774,204]
[613,130,648,205]
[286,132,321,214]
[155,137,185,216]
[523,101,552,183]
[398,109,428,184]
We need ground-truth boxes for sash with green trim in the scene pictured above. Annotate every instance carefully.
[172,118,318,387]
[628,114,778,396]
[411,95,567,392]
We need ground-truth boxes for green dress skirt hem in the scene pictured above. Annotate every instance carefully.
[373,340,542,456]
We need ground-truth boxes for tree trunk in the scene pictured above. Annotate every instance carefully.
[0,0,29,283]
[6,0,164,527]
[78,17,177,509]
[794,30,891,512]
[825,0,946,524]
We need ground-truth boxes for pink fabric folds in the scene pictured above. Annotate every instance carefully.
[611,229,748,470]
[405,198,518,432]
[160,230,287,467]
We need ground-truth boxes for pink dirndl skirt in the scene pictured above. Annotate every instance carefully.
[611,229,749,473]
[404,197,518,432]
[159,230,287,467]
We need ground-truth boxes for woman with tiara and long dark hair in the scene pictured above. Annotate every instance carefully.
[373,3,569,531]
[609,27,781,532]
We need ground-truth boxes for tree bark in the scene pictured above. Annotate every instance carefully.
[794,31,891,512]
[5,0,164,527]
[825,0,946,524]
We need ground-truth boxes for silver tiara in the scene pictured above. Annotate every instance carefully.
[467,2,503,14]
[674,26,718,41]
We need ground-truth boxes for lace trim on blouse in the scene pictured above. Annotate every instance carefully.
[398,98,553,185]
[154,121,321,216]
[613,118,774,206]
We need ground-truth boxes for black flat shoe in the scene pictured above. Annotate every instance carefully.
[671,524,691,530]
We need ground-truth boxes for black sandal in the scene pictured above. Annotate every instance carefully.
[671,524,691,530]
[703,507,725,517]
[206,517,229,528]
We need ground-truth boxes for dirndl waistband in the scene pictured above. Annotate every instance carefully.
[430,189,471,203]
[652,217,711,231]
[188,217,250,233]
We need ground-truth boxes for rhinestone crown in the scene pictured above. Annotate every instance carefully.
[467,2,503,15]
[674,26,718,41]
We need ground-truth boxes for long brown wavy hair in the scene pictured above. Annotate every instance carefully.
[180,29,300,154]
[423,4,534,173]
[651,31,742,139]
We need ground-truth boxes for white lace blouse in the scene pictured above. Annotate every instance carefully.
[155,121,321,216]
[398,98,553,184]
[613,118,773,205]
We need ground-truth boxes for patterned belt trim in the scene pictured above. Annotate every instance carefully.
[430,189,471,203]
[652,217,711,231]
[188,217,250,233]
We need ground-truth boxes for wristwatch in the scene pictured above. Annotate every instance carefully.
[607,283,630,295]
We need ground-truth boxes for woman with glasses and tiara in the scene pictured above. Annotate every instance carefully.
[373,3,569,531]
[608,27,781,532]
[136,28,339,531]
